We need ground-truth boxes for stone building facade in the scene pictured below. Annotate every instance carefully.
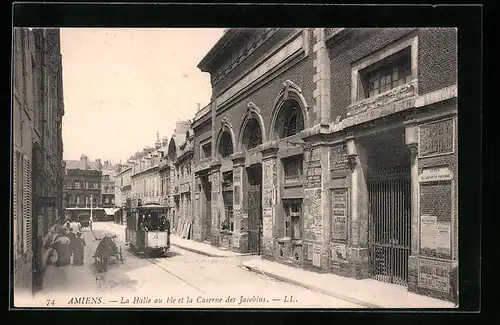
[63,155,105,222]
[166,121,194,236]
[194,28,458,302]
[12,27,65,295]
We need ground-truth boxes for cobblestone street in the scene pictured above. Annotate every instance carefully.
[31,221,364,308]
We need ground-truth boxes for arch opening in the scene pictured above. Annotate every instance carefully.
[218,130,234,159]
[242,118,263,150]
[274,99,305,139]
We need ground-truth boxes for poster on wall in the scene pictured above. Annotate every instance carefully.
[330,243,347,263]
[307,243,313,260]
[420,215,451,255]
[418,258,451,293]
[331,190,348,241]
[312,245,321,267]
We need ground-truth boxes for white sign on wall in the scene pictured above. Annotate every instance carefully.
[418,167,453,183]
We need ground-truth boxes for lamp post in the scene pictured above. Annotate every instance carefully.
[90,193,93,223]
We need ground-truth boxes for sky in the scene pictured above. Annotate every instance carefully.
[60,28,224,164]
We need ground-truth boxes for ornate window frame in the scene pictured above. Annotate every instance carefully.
[350,35,419,104]
[270,80,310,141]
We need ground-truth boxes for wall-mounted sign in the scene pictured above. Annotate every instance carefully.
[330,144,348,171]
[312,245,321,267]
[418,258,451,293]
[419,118,455,158]
[420,215,451,255]
[331,190,348,241]
[418,167,453,183]
[307,243,313,260]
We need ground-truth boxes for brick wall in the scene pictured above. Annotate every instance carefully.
[328,28,414,121]
[327,28,457,122]
[214,57,314,150]
[417,28,458,95]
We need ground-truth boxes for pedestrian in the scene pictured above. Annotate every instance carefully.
[73,232,86,266]
[53,231,71,266]
[67,228,77,260]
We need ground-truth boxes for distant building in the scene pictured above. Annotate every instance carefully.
[98,160,117,220]
[167,121,194,236]
[63,155,105,222]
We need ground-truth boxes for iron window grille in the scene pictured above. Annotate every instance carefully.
[222,191,234,231]
[283,201,302,240]
[244,118,263,150]
[278,100,305,139]
[359,47,413,99]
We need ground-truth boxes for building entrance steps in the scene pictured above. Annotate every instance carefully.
[239,258,457,309]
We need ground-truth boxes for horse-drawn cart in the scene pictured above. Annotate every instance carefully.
[92,234,124,271]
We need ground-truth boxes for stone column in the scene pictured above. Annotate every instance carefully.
[346,137,370,278]
[231,152,247,252]
[210,161,222,246]
[260,141,280,257]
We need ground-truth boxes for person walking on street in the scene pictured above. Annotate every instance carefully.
[67,228,77,261]
[53,230,71,266]
[73,232,86,266]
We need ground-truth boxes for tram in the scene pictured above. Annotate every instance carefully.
[125,203,170,256]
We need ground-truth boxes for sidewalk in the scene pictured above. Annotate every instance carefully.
[95,222,246,258]
[240,258,457,309]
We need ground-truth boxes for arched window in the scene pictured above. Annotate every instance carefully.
[276,99,305,139]
[218,130,234,158]
[242,118,262,150]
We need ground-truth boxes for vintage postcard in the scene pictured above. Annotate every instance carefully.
[12,26,459,309]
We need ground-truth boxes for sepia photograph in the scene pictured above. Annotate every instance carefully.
[12,25,461,309]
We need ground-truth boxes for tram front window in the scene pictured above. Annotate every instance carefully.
[139,211,163,231]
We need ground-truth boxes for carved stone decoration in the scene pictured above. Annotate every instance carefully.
[347,80,417,117]
[282,80,303,101]
[247,101,261,115]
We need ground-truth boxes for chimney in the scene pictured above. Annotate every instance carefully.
[197,103,201,111]
[80,155,88,168]
[95,159,102,170]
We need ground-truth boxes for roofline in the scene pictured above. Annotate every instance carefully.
[197,29,240,72]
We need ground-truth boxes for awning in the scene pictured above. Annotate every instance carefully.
[104,208,120,216]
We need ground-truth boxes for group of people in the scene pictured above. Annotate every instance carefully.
[47,221,86,267]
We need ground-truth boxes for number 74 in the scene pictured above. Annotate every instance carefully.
[46,299,55,306]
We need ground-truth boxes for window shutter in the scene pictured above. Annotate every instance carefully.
[23,155,32,253]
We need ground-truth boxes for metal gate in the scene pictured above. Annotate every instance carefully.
[248,184,262,254]
[368,166,411,286]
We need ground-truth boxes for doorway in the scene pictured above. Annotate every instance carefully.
[247,164,262,254]
[201,175,212,241]
[364,128,412,286]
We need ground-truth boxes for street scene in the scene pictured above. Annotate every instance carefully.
[12,26,459,309]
